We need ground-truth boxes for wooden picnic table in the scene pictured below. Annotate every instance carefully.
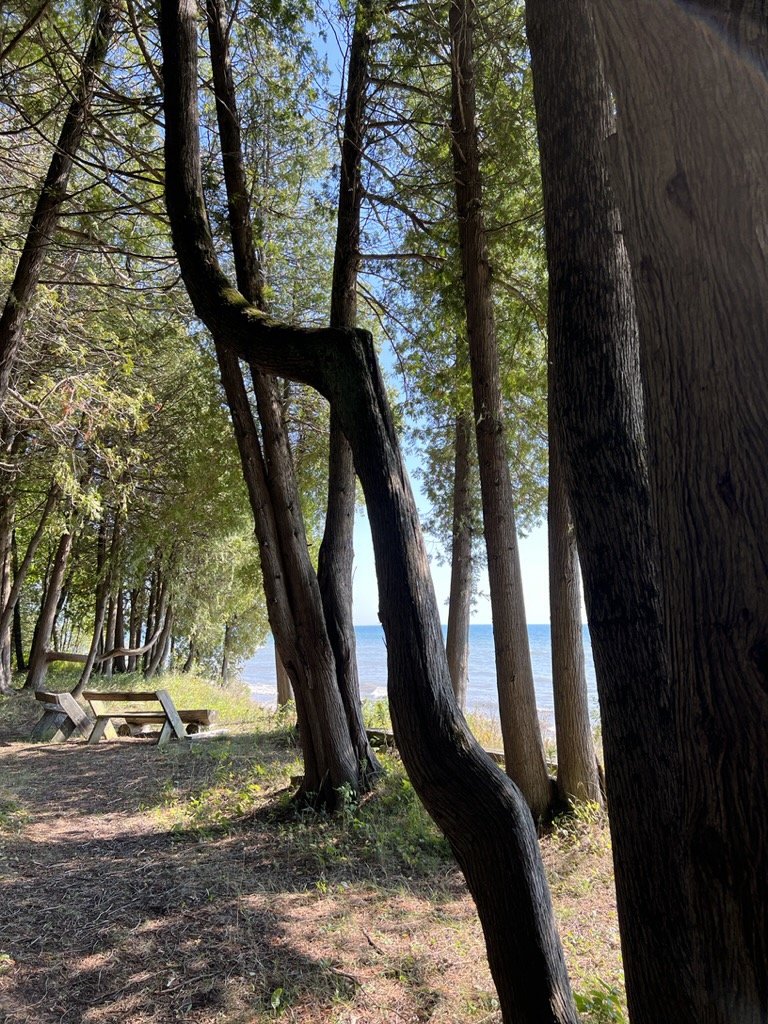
[83,690,191,748]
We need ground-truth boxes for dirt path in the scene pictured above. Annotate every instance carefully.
[0,739,501,1024]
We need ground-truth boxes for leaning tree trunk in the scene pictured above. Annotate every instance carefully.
[526,0,694,1019]
[449,0,553,820]
[445,410,474,711]
[205,0,360,805]
[24,528,75,690]
[0,0,119,405]
[317,0,382,785]
[547,371,601,808]
[593,3,768,1019]
[159,3,580,1017]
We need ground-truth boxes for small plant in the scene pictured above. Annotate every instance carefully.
[574,980,626,1023]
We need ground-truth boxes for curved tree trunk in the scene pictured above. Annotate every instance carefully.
[205,0,360,805]
[449,0,553,820]
[0,0,119,405]
[593,3,768,1018]
[445,411,474,711]
[547,375,601,807]
[159,3,579,1016]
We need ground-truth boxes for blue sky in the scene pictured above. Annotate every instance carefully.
[351,505,552,626]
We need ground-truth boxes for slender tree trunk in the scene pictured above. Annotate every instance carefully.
[143,569,159,673]
[221,620,231,683]
[547,381,601,807]
[593,3,768,1018]
[24,529,74,690]
[182,638,196,673]
[316,0,381,784]
[449,0,553,820]
[145,603,173,680]
[206,0,360,805]
[0,0,119,405]
[0,480,60,660]
[12,534,25,672]
[526,0,693,1018]
[445,411,474,711]
[113,591,125,672]
[160,5,580,1015]
[275,647,293,705]
[127,586,142,672]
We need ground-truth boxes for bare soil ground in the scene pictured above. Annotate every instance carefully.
[0,694,622,1024]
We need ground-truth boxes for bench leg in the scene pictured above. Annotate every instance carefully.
[88,717,111,744]
[157,719,172,748]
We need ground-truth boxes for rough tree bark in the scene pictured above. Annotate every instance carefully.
[0,0,119,405]
[206,0,360,804]
[445,411,474,711]
[592,2,768,1019]
[159,1,579,1018]
[275,648,293,706]
[317,0,381,784]
[547,373,601,807]
[449,0,553,819]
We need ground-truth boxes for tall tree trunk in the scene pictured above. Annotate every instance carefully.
[113,591,125,672]
[0,0,119,405]
[221,620,231,683]
[445,411,474,711]
[206,0,361,805]
[316,0,381,784]
[12,535,25,672]
[160,5,579,1016]
[127,586,142,672]
[593,3,768,1018]
[547,380,601,807]
[24,529,74,690]
[182,638,196,674]
[0,480,60,665]
[526,0,693,1018]
[449,0,553,820]
[145,603,173,680]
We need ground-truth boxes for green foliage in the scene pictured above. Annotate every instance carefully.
[574,980,626,1023]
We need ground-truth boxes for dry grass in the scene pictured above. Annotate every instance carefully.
[0,679,623,1024]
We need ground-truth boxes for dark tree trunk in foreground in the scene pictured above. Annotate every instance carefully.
[449,0,553,820]
[159,1,578,1017]
[317,0,381,784]
[445,411,474,711]
[547,378,601,807]
[206,0,360,804]
[0,0,118,405]
[593,3,768,1018]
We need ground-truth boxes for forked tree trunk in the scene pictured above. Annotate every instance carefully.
[547,374,601,807]
[526,0,693,1018]
[445,411,474,711]
[0,0,119,404]
[593,3,768,1018]
[73,517,109,696]
[449,0,553,820]
[159,4,579,1016]
[206,0,362,804]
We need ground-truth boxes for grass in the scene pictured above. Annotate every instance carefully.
[0,670,623,1023]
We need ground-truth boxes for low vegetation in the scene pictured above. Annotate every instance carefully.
[0,671,623,1023]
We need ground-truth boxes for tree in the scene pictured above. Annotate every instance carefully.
[449,0,552,819]
[0,0,119,405]
[591,1,768,1018]
[159,0,578,1018]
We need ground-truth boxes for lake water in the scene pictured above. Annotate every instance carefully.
[241,623,597,734]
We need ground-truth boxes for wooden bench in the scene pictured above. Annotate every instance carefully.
[82,690,213,748]
[117,708,217,736]
[31,691,94,743]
